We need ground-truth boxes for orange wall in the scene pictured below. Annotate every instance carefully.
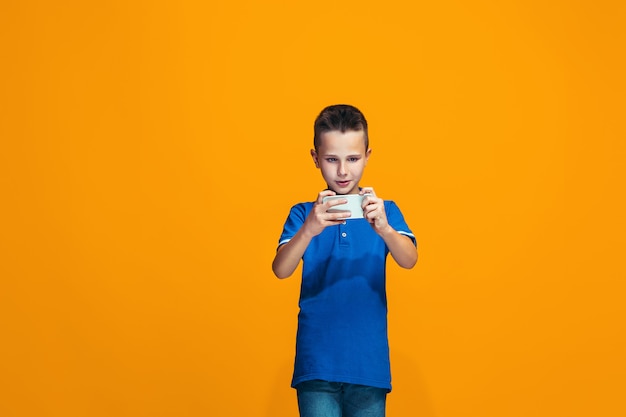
[1,1,625,416]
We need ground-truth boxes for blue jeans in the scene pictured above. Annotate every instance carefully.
[296,380,387,417]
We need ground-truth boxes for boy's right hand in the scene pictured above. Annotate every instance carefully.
[303,190,351,237]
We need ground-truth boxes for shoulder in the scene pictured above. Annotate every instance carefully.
[278,201,314,244]
[284,201,314,222]
[383,200,407,221]
[383,199,402,212]
[289,201,314,214]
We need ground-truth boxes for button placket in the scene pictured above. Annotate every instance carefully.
[338,222,350,247]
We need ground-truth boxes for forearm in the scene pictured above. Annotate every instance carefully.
[271,228,315,279]
[379,226,418,269]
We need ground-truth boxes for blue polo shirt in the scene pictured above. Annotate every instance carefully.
[278,200,416,391]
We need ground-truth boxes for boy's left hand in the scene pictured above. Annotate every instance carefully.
[360,187,390,233]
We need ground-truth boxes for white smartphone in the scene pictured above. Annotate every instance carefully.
[322,194,365,219]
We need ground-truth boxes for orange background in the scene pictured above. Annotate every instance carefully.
[1,1,625,416]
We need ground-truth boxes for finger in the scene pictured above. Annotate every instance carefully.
[323,213,350,225]
[332,211,351,220]
[366,205,384,221]
[363,195,379,208]
[327,208,351,222]
[317,189,337,204]
[326,197,348,208]
[360,187,376,197]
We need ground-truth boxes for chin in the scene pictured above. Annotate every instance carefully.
[328,187,346,195]
[335,188,357,195]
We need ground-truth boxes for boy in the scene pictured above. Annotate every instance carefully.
[272,104,418,417]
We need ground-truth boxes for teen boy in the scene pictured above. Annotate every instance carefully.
[272,104,418,417]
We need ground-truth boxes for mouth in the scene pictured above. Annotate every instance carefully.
[335,180,351,188]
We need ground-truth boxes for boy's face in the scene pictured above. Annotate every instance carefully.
[311,130,371,195]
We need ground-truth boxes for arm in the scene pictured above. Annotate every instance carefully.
[378,226,418,269]
[271,226,315,279]
[272,190,352,279]
[360,188,418,269]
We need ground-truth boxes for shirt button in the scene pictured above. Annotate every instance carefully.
[341,232,347,238]
[342,221,347,225]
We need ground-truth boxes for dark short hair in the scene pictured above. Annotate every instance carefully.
[313,104,369,151]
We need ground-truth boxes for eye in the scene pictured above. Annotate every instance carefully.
[326,158,338,163]
[348,157,360,162]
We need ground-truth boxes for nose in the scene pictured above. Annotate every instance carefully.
[337,162,347,177]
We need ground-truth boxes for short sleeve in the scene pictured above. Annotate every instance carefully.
[277,203,311,248]
[385,200,417,248]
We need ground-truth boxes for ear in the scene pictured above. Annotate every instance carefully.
[364,148,372,165]
[310,149,320,168]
